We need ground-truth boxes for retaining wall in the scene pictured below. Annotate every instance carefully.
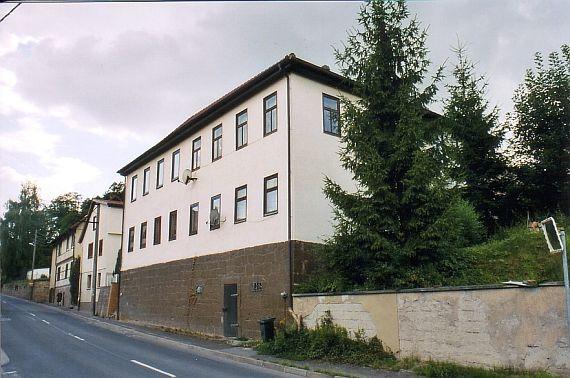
[293,284,569,374]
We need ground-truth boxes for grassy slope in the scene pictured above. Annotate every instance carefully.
[454,224,567,286]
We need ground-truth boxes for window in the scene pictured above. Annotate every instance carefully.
[97,273,101,288]
[57,243,61,255]
[212,125,222,161]
[65,263,69,279]
[264,92,277,136]
[88,242,94,259]
[234,185,247,223]
[92,215,97,231]
[131,175,138,202]
[71,234,75,246]
[210,195,221,230]
[57,267,61,281]
[156,159,164,189]
[189,203,199,236]
[66,236,70,250]
[153,217,162,245]
[322,94,340,136]
[143,167,151,195]
[264,174,278,216]
[140,222,147,249]
[87,274,92,289]
[236,110,248,149]
[192,137,201,171]
[98,239,103,256]
[128,227,135,252]
[171,150,180,181]
[169,210,177,241]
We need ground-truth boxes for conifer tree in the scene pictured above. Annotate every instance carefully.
[443,46,509,231]
[323,0,471,289]
[510,45,570,216]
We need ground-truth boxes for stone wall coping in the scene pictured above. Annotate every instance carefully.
[292,281,564,297]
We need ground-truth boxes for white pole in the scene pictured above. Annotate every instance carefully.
[560,231,570,345]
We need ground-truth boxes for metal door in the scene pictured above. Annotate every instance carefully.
[223,284,238,337]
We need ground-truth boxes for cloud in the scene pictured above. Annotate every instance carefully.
[0,120,102,206]
[1,2,361,140]
[0,0,568,213]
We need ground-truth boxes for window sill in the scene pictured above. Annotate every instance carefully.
[323,130,341,138]
[234,219,246,224]
[264,211,278,217]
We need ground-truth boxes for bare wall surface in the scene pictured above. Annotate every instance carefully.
[293,285,569,374]
[293,292,400,354]
[2,280,50,303]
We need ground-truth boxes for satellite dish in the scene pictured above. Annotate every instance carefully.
[181,169,197,185]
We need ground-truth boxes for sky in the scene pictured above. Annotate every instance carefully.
[0,0,568,214]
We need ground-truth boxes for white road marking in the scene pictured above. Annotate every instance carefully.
[70,334,85,341]
[3,371,18,375]
[2,301,6,304]
[130,360,176,377]
[41,319,50,324]
[28,312,36,317]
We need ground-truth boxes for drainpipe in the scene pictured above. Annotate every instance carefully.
[117,177,126,320]
[91,203,101,316]
[286,73,293,310]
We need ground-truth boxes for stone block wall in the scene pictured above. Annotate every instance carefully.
[119,241,298,338]
[397,285,569,373]
[293,284,569,375]
[1,279,50,303]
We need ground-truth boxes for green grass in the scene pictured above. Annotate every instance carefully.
[415,361,553,378]
[451,223,567,286]
[256,312,555,378]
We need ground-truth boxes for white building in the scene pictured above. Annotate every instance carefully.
[27,268,50,280]
[78,199,123,311]
[117,54,357,338]
[49,219,85,307]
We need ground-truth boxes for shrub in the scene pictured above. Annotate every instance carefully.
[256,311,394,367]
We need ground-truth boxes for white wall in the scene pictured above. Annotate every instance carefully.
[122,78,289,271]
[53,226,83,288]
[289,73,358,243]
[80,204,122,303]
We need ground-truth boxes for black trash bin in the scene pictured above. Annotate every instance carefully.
[259,317,276,342]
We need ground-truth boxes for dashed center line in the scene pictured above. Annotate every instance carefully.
[28,312,36,317]
[131,360,176,377]
[70,334,85,341]
[41,319,50,324]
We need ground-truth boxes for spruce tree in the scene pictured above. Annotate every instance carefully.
[443,46,509,231]
[510,45,570,216]
[323,0,464,290]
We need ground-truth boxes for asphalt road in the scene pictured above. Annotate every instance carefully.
[0,295,292,378]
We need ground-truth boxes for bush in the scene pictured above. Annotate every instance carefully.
[256,311,394,367]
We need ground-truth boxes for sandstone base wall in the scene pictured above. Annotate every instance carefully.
[119,241,313,338]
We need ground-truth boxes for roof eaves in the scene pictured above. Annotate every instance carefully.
[117,54,352,176]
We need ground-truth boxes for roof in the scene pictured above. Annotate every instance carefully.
[78,199,124,243]
[50,217,87,248]
[117,53,352,176]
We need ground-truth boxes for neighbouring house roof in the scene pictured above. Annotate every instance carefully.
[50,217,87,248]
[78,199,124,244]
[117,53,352,176]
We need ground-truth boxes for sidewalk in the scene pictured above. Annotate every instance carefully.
[52,304,415,378]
